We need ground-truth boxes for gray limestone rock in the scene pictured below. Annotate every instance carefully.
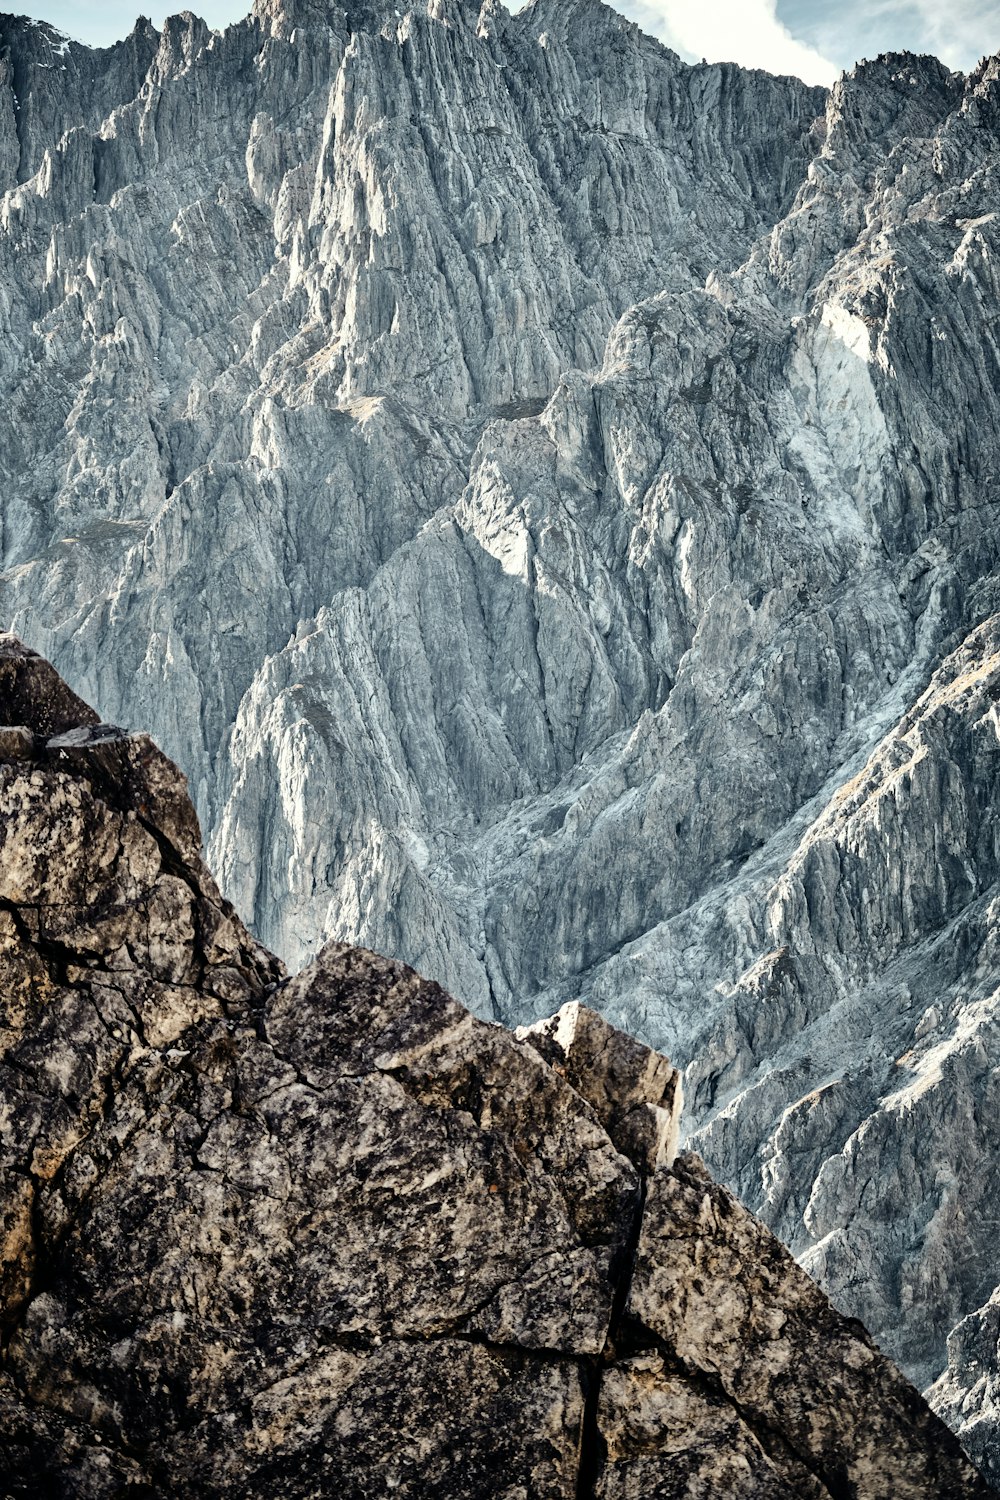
[0,0,999,1457]
[931,1287,1000,1487]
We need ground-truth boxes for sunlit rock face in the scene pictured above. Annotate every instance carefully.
[1,0,1000,1452]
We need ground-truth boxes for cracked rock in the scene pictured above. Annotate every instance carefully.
[519,1000,683,1174]
[2,2,1000,1441]
[0,640,993,1495]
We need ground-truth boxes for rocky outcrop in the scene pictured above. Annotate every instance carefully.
[519,999,684,1174]
[690,619,1000,1390]
[1,0,1000,1452]
[0,16,158,187]
[0,637,992,1496]
[932,1287,1000,1487]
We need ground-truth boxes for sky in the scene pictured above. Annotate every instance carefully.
[17,0,1000,84]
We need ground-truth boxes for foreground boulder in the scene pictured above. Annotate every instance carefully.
[0,637,992,1496]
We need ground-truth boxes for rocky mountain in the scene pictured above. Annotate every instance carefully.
[0,636,993,1495]
[934,1290,1000,1488]
[0,0,999,1465]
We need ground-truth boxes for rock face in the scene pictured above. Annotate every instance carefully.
[519,999,684,1174]
[1,0,1000,1453]
[0,637,993,1496]
[932,1288,1000,1488]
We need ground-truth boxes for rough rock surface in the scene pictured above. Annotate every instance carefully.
[1,0,1000,1453]
[518,999,683,1174]
[932,1287,1000,1488]
[0,637,993,1496]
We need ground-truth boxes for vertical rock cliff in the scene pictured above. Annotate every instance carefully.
[0,1,998,1453]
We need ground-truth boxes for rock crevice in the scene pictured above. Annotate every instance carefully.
[0,638,992,1497]
[2,8,1000,1446]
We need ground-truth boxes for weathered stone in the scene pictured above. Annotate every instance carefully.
[0,636,99,739]
[930,1289,1000,1488]
[0,642,992,1496]
[625,1154,986,1498]
[596,1356,827,1498]
[0,0,999,1458]
[0,727,33,760]
[519,1000,682,1173]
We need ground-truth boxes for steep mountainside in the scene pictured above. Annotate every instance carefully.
[0,637,993,1496]
[0,0,999,1458]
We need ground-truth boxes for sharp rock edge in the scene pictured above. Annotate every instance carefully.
[0,0,999,1467]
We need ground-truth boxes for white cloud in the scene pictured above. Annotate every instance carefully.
[895,0,1000,70]
[629,0,838,84]
[776,0,1000,76]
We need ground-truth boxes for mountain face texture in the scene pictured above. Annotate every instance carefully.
[933,1291,1000,1490]
[0,637,993,1497]
[1,0,1000,1464]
